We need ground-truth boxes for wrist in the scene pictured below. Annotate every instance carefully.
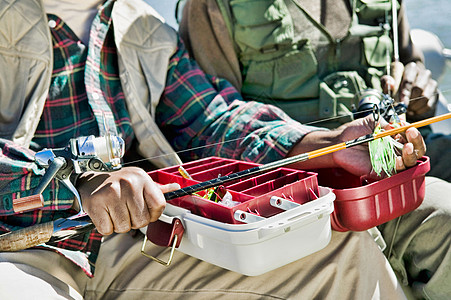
[287,129,341,169]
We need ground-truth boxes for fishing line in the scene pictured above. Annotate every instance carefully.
[122,87,451,167]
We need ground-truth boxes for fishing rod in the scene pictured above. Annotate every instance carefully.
[389,0,404,96]
[1,112,451,251]
[165,111,451,200]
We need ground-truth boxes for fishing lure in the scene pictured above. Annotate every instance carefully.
[178,166,229,203]
[368,103,406,178]
[178,166,194,180]
[368,123,397,177]
[209,185,227,203]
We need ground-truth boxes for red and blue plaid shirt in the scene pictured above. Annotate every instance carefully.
[0,1,314,276]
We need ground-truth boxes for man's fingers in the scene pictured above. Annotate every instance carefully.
[159,183,181,193]
[401,143,418,168]
[410,69,431,100]
[402,62,419,83]
[423,80,438,104]
[398,62,418,105]
[143,180,167,222]
[381,75,396,95]
[109,202,133,233]
[399,128,426,168]
[406,127,426,157]
[123,191,152,230]
[410,80,438,115]
[395,156,406,172]
[91,209,114,235]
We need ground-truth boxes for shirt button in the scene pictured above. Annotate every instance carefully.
[92,92,100,100]
[48,20,57,28]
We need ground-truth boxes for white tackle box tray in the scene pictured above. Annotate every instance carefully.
[146,186,335,276]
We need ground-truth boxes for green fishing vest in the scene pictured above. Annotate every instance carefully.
[216,0,399,128]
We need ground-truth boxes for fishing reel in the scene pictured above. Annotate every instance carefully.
[36,134,125,175]
[353,89,407,123]
[13,134,125,214]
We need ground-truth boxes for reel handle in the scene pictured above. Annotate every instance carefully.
[13,194,44,213]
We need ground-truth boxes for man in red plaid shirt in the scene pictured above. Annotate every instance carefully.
[0,0,440,299]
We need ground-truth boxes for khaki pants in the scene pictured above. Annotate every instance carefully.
[379,176,451,299]
[2,177,450,299]
[0,229,405,299]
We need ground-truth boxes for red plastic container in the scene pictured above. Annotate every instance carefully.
[147,157,319,224]
[148,156,430,230]
[317,156,430,231]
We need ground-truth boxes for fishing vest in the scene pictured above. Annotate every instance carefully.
[216,0,399,128]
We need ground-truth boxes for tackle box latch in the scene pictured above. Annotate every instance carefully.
[141,217,185,266]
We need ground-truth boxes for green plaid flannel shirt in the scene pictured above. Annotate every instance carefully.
[0,0,315,276]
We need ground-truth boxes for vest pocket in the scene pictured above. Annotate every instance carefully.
[230,0,293,51]
[356,0,393,21]
[362,34,393,68]
[318,71,368,124]
[241,41,320,102]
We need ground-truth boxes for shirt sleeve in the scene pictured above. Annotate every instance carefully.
[0,139,74,220]
[156,38,321,164]
[0,139,96,260]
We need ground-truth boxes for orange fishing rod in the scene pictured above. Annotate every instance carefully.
[308,112,451,159]
[164,112,451,200]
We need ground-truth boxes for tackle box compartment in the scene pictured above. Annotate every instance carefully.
[317,156,430,232]
[147,157,320,224]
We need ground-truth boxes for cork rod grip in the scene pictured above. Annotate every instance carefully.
[0,222,53,251]
[391,61,404,97]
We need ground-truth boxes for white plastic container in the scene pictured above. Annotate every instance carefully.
[154,186,335,276]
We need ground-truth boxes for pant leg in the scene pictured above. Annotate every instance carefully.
[0,228,406,299]
[0,249,86,299]
[379,176,451,299]
[85,230,405,300]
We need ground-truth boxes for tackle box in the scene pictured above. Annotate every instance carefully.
[146,157,335,275]
[145,156,429,275]
[317,156,430,232]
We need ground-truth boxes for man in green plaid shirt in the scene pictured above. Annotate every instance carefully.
[0,0,443,299]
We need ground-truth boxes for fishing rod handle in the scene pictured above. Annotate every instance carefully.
[391,61,404,97]
[0,222,53,251]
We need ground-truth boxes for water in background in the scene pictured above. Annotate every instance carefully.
[145,0,178,28]
[147,0,451,96]
[405,0,451,95]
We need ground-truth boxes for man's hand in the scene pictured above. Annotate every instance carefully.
[382,62,438,120]
[77,167,180,235]
[288,115,426,179]
[332,116,426,178]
